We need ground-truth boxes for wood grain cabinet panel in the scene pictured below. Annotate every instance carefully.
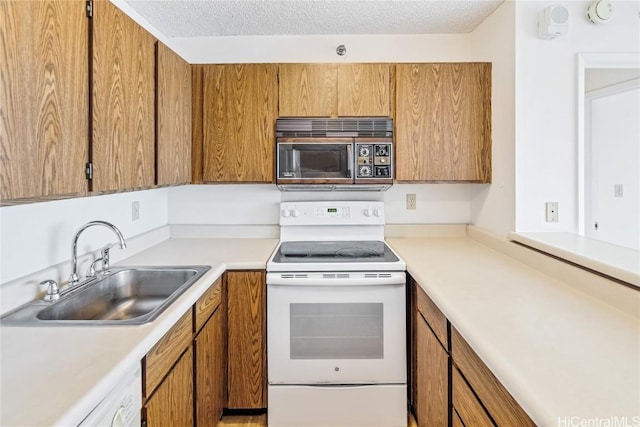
[414,311,449,427]
[279,64,338,117]
[194,277,223,333]
[144,310,193,398]
[395,63,491,182]
[0,0,88,200]
[195,305,226,427]
[191,65,205,183]
[452,327,536,427]
[92,0,155,192]
[144,346,194,427]
[202,64,277,182]
[157,42,191,186]
[337,64,391,116]
[452,367,495,427]
[415,282,448,349]
[279,63,391,117]
[226,270,266,409]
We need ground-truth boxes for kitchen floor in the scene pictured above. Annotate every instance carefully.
[217,414,418,426]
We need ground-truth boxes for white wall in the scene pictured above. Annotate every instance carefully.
[169,33,473,64]
[0,189,168,283]
[469,1,517,236]
[168,185,281,225]
[168,184,473,226]
[514,1,640,233]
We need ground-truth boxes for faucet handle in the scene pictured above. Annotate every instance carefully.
[40,280,60,302]
[100,243,114,272]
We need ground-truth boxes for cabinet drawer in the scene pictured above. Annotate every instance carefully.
[415,281,448,349]
[194,277,223,333]
[451,327,535,427]
[144,310,193,397]
[452,367,494,427]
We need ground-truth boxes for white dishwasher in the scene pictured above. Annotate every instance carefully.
[78,365,141,427]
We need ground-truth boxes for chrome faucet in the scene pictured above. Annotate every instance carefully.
[69,221,127,285]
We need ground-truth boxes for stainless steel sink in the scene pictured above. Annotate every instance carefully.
[1,266,210,325]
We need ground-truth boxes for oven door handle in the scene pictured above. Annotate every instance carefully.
[266,272,406,286]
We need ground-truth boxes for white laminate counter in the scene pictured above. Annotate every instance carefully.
[386,236,640,427]
[0,238,278,427]
[2,230,639,427]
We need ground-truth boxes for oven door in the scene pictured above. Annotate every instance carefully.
[267,274,406,385]
[277,139,353,184]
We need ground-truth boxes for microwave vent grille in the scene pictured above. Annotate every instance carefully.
[276,117,392,137]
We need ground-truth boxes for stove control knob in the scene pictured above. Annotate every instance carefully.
[364,208,372,217]
[291,209,300,218]
[373,208,382,217]
[281,209,291,218]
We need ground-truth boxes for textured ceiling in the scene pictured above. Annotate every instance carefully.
[123,0,505,38]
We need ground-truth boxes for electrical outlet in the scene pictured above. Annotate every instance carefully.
[406,194,416,210]
[545,202,558,222]
[132,201,140,221]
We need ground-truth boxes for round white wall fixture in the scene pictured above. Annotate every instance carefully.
[587,0,613,24]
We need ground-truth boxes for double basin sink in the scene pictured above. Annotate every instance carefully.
[1,266,210,325]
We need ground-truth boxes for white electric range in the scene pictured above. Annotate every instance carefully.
[266,201,407,427]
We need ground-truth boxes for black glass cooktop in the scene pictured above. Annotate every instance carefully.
[272,240,399,264]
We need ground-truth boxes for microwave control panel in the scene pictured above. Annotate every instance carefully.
[356,143,392,179]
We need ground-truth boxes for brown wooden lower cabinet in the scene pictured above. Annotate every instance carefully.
[143,277,228,427]
[144,346,194,427]
[412,277,536,427]
[452,409,465,427]
[452,367,494,427]
[226,270,267,409]
[414,311,449,427]
[195,305,226,426]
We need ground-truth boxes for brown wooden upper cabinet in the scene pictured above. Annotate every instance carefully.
[395,63,492,182]
[92,0,156,192]
[157,42,192,186]
[0,0,89,200]
[200,64,278,183]
[278,64,392,117]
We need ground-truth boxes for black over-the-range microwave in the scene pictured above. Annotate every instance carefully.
[275,117,394,191]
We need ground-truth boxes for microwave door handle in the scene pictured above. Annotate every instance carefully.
[347,143,353,179]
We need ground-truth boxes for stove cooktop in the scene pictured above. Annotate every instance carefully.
[271,240,399,264]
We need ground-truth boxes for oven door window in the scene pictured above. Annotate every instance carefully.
[290,303,383,360]
[277,143,352,179]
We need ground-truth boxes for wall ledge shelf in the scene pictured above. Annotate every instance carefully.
[509,232,639,288]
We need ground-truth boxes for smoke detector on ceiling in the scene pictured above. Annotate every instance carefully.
[538,5,569,40]
[587,0,613,24]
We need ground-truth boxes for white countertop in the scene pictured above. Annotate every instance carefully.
[2,231,639,427]
[387,236,640,427]
[0,238,278,427]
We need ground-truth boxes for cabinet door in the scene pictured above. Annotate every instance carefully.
[157,42,191,185]
[202,64,277,182]
[415,312,448,427]
[195,306,225,427]
[338,64,391,116]
[227,271,266,409]
[451,327,535,426]
[92,0,155,192]
[452,367,494,427]
[279,64,337,117]
[144,347,194,427]
[395,63,491,182]
[0,0,88,200]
